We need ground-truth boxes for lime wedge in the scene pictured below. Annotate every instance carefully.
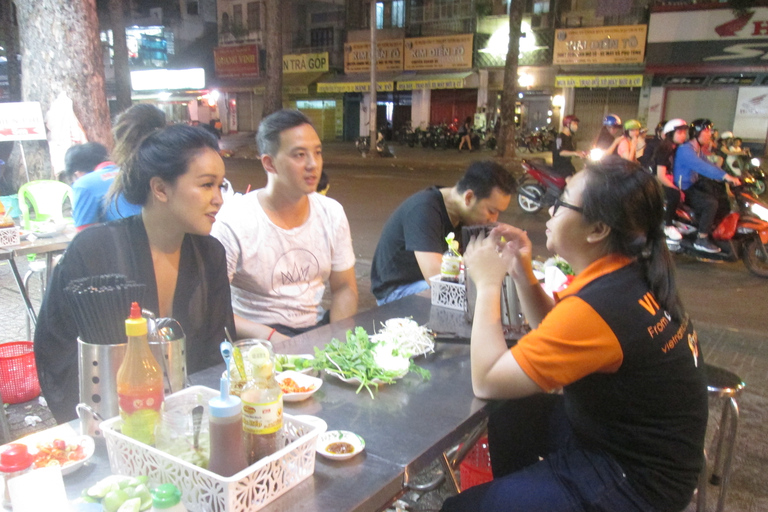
[117,497,142,512]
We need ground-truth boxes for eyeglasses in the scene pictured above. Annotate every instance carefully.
[552,197,584,215]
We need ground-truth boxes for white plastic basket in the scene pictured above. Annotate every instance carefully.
[101,386,321,512]
[0,226,19,247]
[430,275,466,311]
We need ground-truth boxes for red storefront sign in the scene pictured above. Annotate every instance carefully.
[214,45,259,78]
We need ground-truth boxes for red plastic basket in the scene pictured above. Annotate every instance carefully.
[459,436,493,491]
[0,342,41,404]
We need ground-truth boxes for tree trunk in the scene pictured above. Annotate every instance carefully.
[14,0,112,182]
[497,0,523,160]
[0,0,20,102]
[109,0,132,116]
[262,0,282,118]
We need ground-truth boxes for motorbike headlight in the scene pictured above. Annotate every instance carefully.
[750,202,768,222]
[751,157,761,167]
[589,148,604,161]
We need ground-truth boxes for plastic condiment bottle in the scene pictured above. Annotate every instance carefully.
[207,377,248,476]
[117,302,164,445]
[0,443,34,509]
[240,342,283,465]
[149,483,187,512]
[441,232,462,283]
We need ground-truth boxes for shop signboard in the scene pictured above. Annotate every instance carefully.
[0,102,46,141]
[647,8,768,67]
[317,81,394,93]
[555,75,644,88]
[284,53,329,74]
[397,76,467,91]
[553,25,647,65]
[344,40,403,73]
[214,45,259,78]
[403,34,473,71]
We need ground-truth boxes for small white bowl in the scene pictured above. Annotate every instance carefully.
[316,430,365,461]
[278,371,322,402]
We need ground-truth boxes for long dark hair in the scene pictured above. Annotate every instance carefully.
[110,104,219,205]
[580,156,686,321]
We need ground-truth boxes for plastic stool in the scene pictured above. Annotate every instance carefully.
[697,363,745,512]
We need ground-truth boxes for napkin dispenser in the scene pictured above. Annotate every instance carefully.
[461,225,526,331]
[77,311,187,437]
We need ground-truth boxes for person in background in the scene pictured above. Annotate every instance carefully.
[34,103,235,423]
[212,109,357,341]
[317,170,330,195]
[652,118,688,241]
[63,142,142,231]
[458,116,473,152]
[638,120,666,174]
[616,119,645,163]
[441,157,707,512]
[370,161,515,305]
[593,114,623,154]
[552,114,587,177]
[672,119,741,254]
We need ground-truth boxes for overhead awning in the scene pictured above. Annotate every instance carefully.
[316,73,397,94]
[252,72,328,95]
[395,72,477,91]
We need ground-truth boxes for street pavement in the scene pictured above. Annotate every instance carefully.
[0,134,766,511]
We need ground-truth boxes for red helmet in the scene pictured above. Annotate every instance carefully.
[562,115,579,127]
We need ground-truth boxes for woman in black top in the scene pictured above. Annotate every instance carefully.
[34,104,235,422]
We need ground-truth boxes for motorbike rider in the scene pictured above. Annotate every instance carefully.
[616,119,645,162]
[593,114,623,154]
[552,114,587,176]
[652,119,688,240]
[673,118,741,254]
[638,120,666,174]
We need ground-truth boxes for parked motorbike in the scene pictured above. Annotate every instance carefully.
[516,158,569,213]
[724,154,766,196]
[356,132,393,157]
[667,180,768,278]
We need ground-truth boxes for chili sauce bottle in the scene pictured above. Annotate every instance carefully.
[117,302,164,445]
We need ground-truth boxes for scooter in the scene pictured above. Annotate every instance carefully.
[724,154,766,196]
[667,180,768,278]
[516,158,569,214]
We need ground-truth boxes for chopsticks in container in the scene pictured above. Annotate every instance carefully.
[64,274,146,345]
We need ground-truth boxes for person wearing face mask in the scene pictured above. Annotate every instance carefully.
[34,104,236,423]
[552,115,587,177]
[441,157,707,512]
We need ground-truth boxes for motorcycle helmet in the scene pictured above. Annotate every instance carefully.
[562,114,579,127]
[720,130,734,140]
[603,114,622,127]
[655,120,667,139]
[663,118,688,139]
[689,118,713,141]
[624,119,642,131]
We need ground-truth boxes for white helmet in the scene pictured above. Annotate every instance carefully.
[720,131,734,140]
[662,118,688,136]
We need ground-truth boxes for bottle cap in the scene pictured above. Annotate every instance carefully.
[151,483,182,509]
[125,301,148,337]
[0,443,34,472]
[209,377,242,417]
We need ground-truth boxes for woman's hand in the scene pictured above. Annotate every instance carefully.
[464,231,511,289]
[490,224,535,283]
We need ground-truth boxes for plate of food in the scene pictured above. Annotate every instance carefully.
[31,221,68,239]
[369,317,435,357]
[278,371,322,402]
[316,430,365,461]
[26,435,95,475]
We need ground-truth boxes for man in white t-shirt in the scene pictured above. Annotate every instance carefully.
[212,110,358,341]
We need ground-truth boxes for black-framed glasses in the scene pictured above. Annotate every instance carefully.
[552,197,584,215]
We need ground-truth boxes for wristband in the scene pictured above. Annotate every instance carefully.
[267,328,276,341]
